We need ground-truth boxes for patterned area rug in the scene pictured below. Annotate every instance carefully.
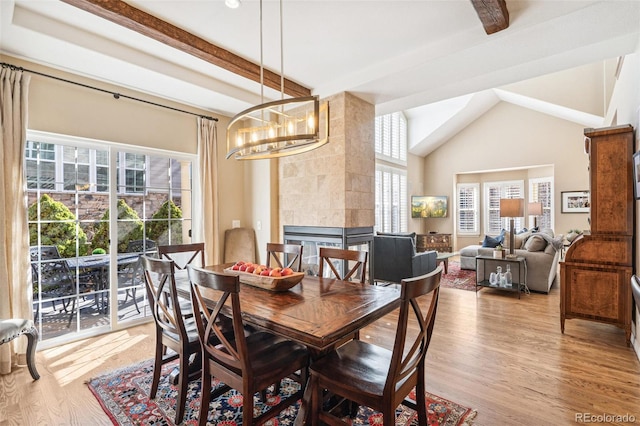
[441,260,477,291]
[88,358,477,425]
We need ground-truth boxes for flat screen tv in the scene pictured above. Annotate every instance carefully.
[411,195,448,218]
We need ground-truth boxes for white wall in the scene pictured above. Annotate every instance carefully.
[422,101,589,250]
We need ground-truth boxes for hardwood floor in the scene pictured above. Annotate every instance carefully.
[1,284,639,425]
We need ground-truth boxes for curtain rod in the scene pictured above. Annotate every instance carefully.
[1,62,218,122]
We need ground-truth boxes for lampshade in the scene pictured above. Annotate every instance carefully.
[226,96,329,160]
[528,202,543,216]
[500,198,525,218]
[225,0,329,160]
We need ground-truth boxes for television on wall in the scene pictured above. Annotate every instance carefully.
[411,196,448,218]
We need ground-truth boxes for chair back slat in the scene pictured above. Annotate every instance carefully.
[142,256,188,338]
[318,247,368,283]
[158,243,205,270]
[266,243,304,271]
[386,266,442,394]
[188,266,248,371]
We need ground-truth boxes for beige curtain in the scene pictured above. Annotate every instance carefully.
[0,67,32,373]
[198,118,220,265]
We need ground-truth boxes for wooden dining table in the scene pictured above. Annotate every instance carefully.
[176,264,401,425]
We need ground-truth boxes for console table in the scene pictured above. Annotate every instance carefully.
[417,233,451,252]
[475,255,527,299]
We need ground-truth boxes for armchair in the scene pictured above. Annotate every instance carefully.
[373,234,437,285]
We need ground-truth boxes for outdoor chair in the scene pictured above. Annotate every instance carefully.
[187,265,309,426]
[309,266,442,426]
[30,246,78,328]
[0,319,39,380]
[118,239,158,313]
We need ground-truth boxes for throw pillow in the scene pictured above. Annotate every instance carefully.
[524,234,547,252]
[482,235,501,248]
[514,231,532,249]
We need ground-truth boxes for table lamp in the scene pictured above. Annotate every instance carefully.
[500,198,525,259]
[528,202,543,228]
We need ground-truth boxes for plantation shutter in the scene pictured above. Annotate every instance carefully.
[484,180,524,234]
[457,183,479,235]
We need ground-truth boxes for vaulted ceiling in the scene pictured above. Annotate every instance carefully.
[1,0,639,156]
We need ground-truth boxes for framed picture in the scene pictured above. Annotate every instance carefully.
[633,151,640,200]
[561,190,590,213]
[411,195,448,218]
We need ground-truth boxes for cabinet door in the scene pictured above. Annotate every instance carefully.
[586,125,634,234]
[562,264,631,325]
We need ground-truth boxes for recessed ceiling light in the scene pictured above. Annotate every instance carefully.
[225,0,241,8]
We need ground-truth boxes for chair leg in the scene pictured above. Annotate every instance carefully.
[415,365,428,426]
[66,298,76,328]
[131,288,140,314]
[310,374,320,426]
[150,339,163,398]
[25,326,40,380]
[175,350,189,424]
[198,363,211,426]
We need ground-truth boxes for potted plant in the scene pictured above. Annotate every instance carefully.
[566,229,583,243]
[493,244,504,259]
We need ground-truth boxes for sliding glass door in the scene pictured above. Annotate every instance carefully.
[26,131,195,346]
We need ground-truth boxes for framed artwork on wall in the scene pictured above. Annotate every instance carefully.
[561,190,590,213]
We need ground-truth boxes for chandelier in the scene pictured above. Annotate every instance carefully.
[226,0,328,160]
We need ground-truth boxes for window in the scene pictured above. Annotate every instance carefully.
[375,112,408,233]
[122,153,146,193]
[375,164,407,233]
[484,180,524,234]
[457,183,479,235]
[375,112,407,163]
[529,177,554,229]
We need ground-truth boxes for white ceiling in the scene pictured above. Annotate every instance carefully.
[1,0,639,156]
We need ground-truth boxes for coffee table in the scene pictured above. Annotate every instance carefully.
[436,252,457,274]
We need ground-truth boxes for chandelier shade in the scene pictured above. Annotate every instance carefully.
[225,0,329,160]
[226,95,328,160]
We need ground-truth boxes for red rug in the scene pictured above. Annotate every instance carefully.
[88,358,477,425]
[441,260,477,291]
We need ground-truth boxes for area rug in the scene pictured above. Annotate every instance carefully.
[88,358,477,425]
[440,260,477,291]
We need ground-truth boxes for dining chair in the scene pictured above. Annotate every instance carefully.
[266,242,304,272]
[187,265,309,426]
[141,255,201,424]
[318,247,368,283]
[158,243,205,285]
[308,266,442,426]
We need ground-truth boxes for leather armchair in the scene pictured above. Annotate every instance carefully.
[373,234,437,284]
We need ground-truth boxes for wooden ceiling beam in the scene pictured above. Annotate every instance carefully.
[470,0,509,35]
[61,0,312,98]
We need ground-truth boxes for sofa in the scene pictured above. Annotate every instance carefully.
[459,229,563,293]
[373,233,437,285]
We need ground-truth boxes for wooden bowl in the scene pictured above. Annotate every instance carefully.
[223,268,305,291]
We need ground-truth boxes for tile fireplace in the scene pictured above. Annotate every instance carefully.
[283,225,374,283]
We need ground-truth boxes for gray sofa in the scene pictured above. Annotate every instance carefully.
[459,230,562,293]
[373,233,437,285]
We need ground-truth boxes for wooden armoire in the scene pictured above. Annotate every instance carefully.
[560,124,635,345]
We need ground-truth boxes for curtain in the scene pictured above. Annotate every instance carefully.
[0,66,31,374]
[198,118,220,265]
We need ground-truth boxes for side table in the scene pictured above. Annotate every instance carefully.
[475,255,528,298]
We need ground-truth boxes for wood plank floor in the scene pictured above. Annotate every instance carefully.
[1,284,639,425]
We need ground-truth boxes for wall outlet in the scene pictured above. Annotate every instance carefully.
[232,220,240,228]
[256,220,262,231]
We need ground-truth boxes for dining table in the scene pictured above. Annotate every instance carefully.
[176,263,401,425]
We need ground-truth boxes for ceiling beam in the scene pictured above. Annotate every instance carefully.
[60,0,312,98]
[470,0,509,35]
